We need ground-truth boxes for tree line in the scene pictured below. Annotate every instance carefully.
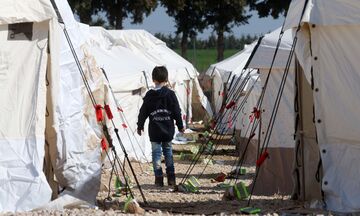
[68,0,291,61]
[154,33,258,50]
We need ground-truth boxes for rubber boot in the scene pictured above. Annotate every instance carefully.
[155,176,164,187]
[167,174,176,186]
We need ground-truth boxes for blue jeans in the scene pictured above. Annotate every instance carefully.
[151,142,175,177]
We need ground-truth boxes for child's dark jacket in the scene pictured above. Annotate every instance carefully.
[137,86,183,142]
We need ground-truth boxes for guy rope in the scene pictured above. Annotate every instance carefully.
[50,0,147,205]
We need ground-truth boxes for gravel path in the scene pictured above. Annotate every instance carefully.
[1,140,309,215]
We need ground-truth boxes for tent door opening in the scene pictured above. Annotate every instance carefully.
[293,58,322,201]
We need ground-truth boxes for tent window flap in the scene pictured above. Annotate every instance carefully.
[8,22,33,41]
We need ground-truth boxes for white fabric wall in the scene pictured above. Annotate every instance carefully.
[105,29,213,122]
[0,0,55,24]
[0,20,53,212]
[205,43,256,114]
[284,0,360,30]
[87,26,155,162]
[211,70,227,113]
[259,68,295,148]
[52,0,104,203]
[108,30,198,81]
[285,0,360,212]
[236,74,262,138]
[205,43,260,136]
[249,28,293,69]
[296,23,360,212]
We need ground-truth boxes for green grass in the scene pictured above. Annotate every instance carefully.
[175,49,239,73]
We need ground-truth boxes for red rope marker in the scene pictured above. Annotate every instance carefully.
[227,120,233,129]
[104,104,113,120]
[95,104,103,122]
[122,123,128,129]
[256,151,269,167]
[101,138,107,151]
[226,101,236,109]
[252,107,261,119]
[249,114,255,123]
[117,107,124,112]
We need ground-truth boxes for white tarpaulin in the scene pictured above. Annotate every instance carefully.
[258,68,295,148]
[285,0,360,212]
[107,29,213,120]
[0,0,59,211]
[205,43,260,136]
[249,28,293,69]
[205,43,257,113]
[249,28,295,149]
[87,26,154,162]
[51,0,104,204]
[247,28,296,195]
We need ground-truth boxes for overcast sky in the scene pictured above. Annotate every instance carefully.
[123,6,285,39]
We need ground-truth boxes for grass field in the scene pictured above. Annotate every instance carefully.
[175,49,238,73]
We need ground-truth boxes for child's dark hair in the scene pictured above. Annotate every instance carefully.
[152,66,168,83]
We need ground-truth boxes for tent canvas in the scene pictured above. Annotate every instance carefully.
[205,43,261,138]
[106,29,213,123]
[285,0,360,212]
[0,0,213,212]
[247,28,296,195]
[0,0,59,211]
[88,26,156,162]
[48,0,116,204]
[205,43,257,114]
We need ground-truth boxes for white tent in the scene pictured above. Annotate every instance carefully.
[48,0,112,204]
[0,0,59,211]
[247,28,296,195]
[0,0,212,211]
[205,43,261,138]
[205,27,295,194]
[107,29,213,124]
[87,26,156,161]
[285,0,360,212]
[205,43,257,114]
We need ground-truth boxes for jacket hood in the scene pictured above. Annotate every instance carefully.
[145,86,171,99]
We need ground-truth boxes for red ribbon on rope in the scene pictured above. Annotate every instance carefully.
[226,101,236,109]
[122,123,128,129]
[95,104,103,122]
[256,151,269,167]
[104,104,113,120]
[227,120,233,129]
[252,107,261,119]
[249,114,255,123]
[101,138,107,151]
[117,107,124,112]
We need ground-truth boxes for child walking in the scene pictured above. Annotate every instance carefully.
[137,66,184,187]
